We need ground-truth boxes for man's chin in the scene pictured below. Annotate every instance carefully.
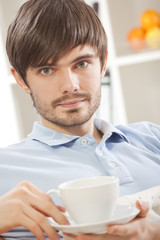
[45,113,93,127]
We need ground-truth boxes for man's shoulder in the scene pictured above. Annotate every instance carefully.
[116,121,160,142]
[0,137,39,153]
[116,121,160,132]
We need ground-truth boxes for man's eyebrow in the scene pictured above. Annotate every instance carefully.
[33,63,55,68]
[33,54,96,68]
[71,54,96,64]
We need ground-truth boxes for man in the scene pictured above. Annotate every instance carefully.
[0,0,160,239]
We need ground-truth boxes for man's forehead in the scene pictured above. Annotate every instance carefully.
[48,45,98,66]
[30,44,98,69]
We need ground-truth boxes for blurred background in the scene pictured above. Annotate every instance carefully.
[0,0,160,147]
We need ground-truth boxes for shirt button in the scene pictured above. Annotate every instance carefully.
[81,139,88,145]
[110,162,117,167]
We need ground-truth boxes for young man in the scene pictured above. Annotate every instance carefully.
[0,0,160,239]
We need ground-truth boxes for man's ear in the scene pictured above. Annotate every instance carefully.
[11,67,31,94]
[101,51,108,78]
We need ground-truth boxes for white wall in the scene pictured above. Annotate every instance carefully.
[0,20,19,146]
[0,2,17,146]
[0,0,38,147]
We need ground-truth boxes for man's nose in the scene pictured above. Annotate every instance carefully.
[59,69,80,94]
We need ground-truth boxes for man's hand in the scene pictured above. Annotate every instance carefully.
[0,181,69,240]
[64,200,160,240]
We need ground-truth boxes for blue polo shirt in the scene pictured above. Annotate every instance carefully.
[0,118,160,197]
[0,119,160,239]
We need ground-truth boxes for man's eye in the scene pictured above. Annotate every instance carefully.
[40,68,53,75]
[77,61,88,68]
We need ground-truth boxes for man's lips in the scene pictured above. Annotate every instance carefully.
[57,99,85,108]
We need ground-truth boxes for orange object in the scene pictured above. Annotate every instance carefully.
[141,9,160,30]
[127,27,146,50]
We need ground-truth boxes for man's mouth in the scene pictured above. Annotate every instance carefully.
[57,99,85,108]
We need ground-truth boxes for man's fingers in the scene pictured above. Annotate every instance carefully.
[16,181,69,225]
[16,181,49,200]
[19,214,45,240]
[73,233,120,240]
[57,205,66,212]
[23,204,59,240]
[107,217,148,237]
[107,200,150,236]
[0,181,66,239]
[30,196,69,225]
[108,223,133,236]
[136,200,150,218]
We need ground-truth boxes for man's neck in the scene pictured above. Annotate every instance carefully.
[41,117,103,143]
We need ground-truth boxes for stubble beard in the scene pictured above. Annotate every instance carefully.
[30,87,101,127]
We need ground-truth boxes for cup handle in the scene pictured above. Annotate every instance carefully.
[47,189,71,222]
[47,189,61,197]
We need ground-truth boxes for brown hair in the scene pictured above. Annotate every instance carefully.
[6,0,107,81]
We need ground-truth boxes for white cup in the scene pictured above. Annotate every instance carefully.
[48,176,119,224]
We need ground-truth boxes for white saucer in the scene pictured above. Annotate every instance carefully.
[49,205,140,235]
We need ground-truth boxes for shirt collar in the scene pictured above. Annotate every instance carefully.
[94,118,129,143]
[28,119,129,146]
[28,122,79,146]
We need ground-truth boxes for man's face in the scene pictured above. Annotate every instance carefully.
[26,45,106,127]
